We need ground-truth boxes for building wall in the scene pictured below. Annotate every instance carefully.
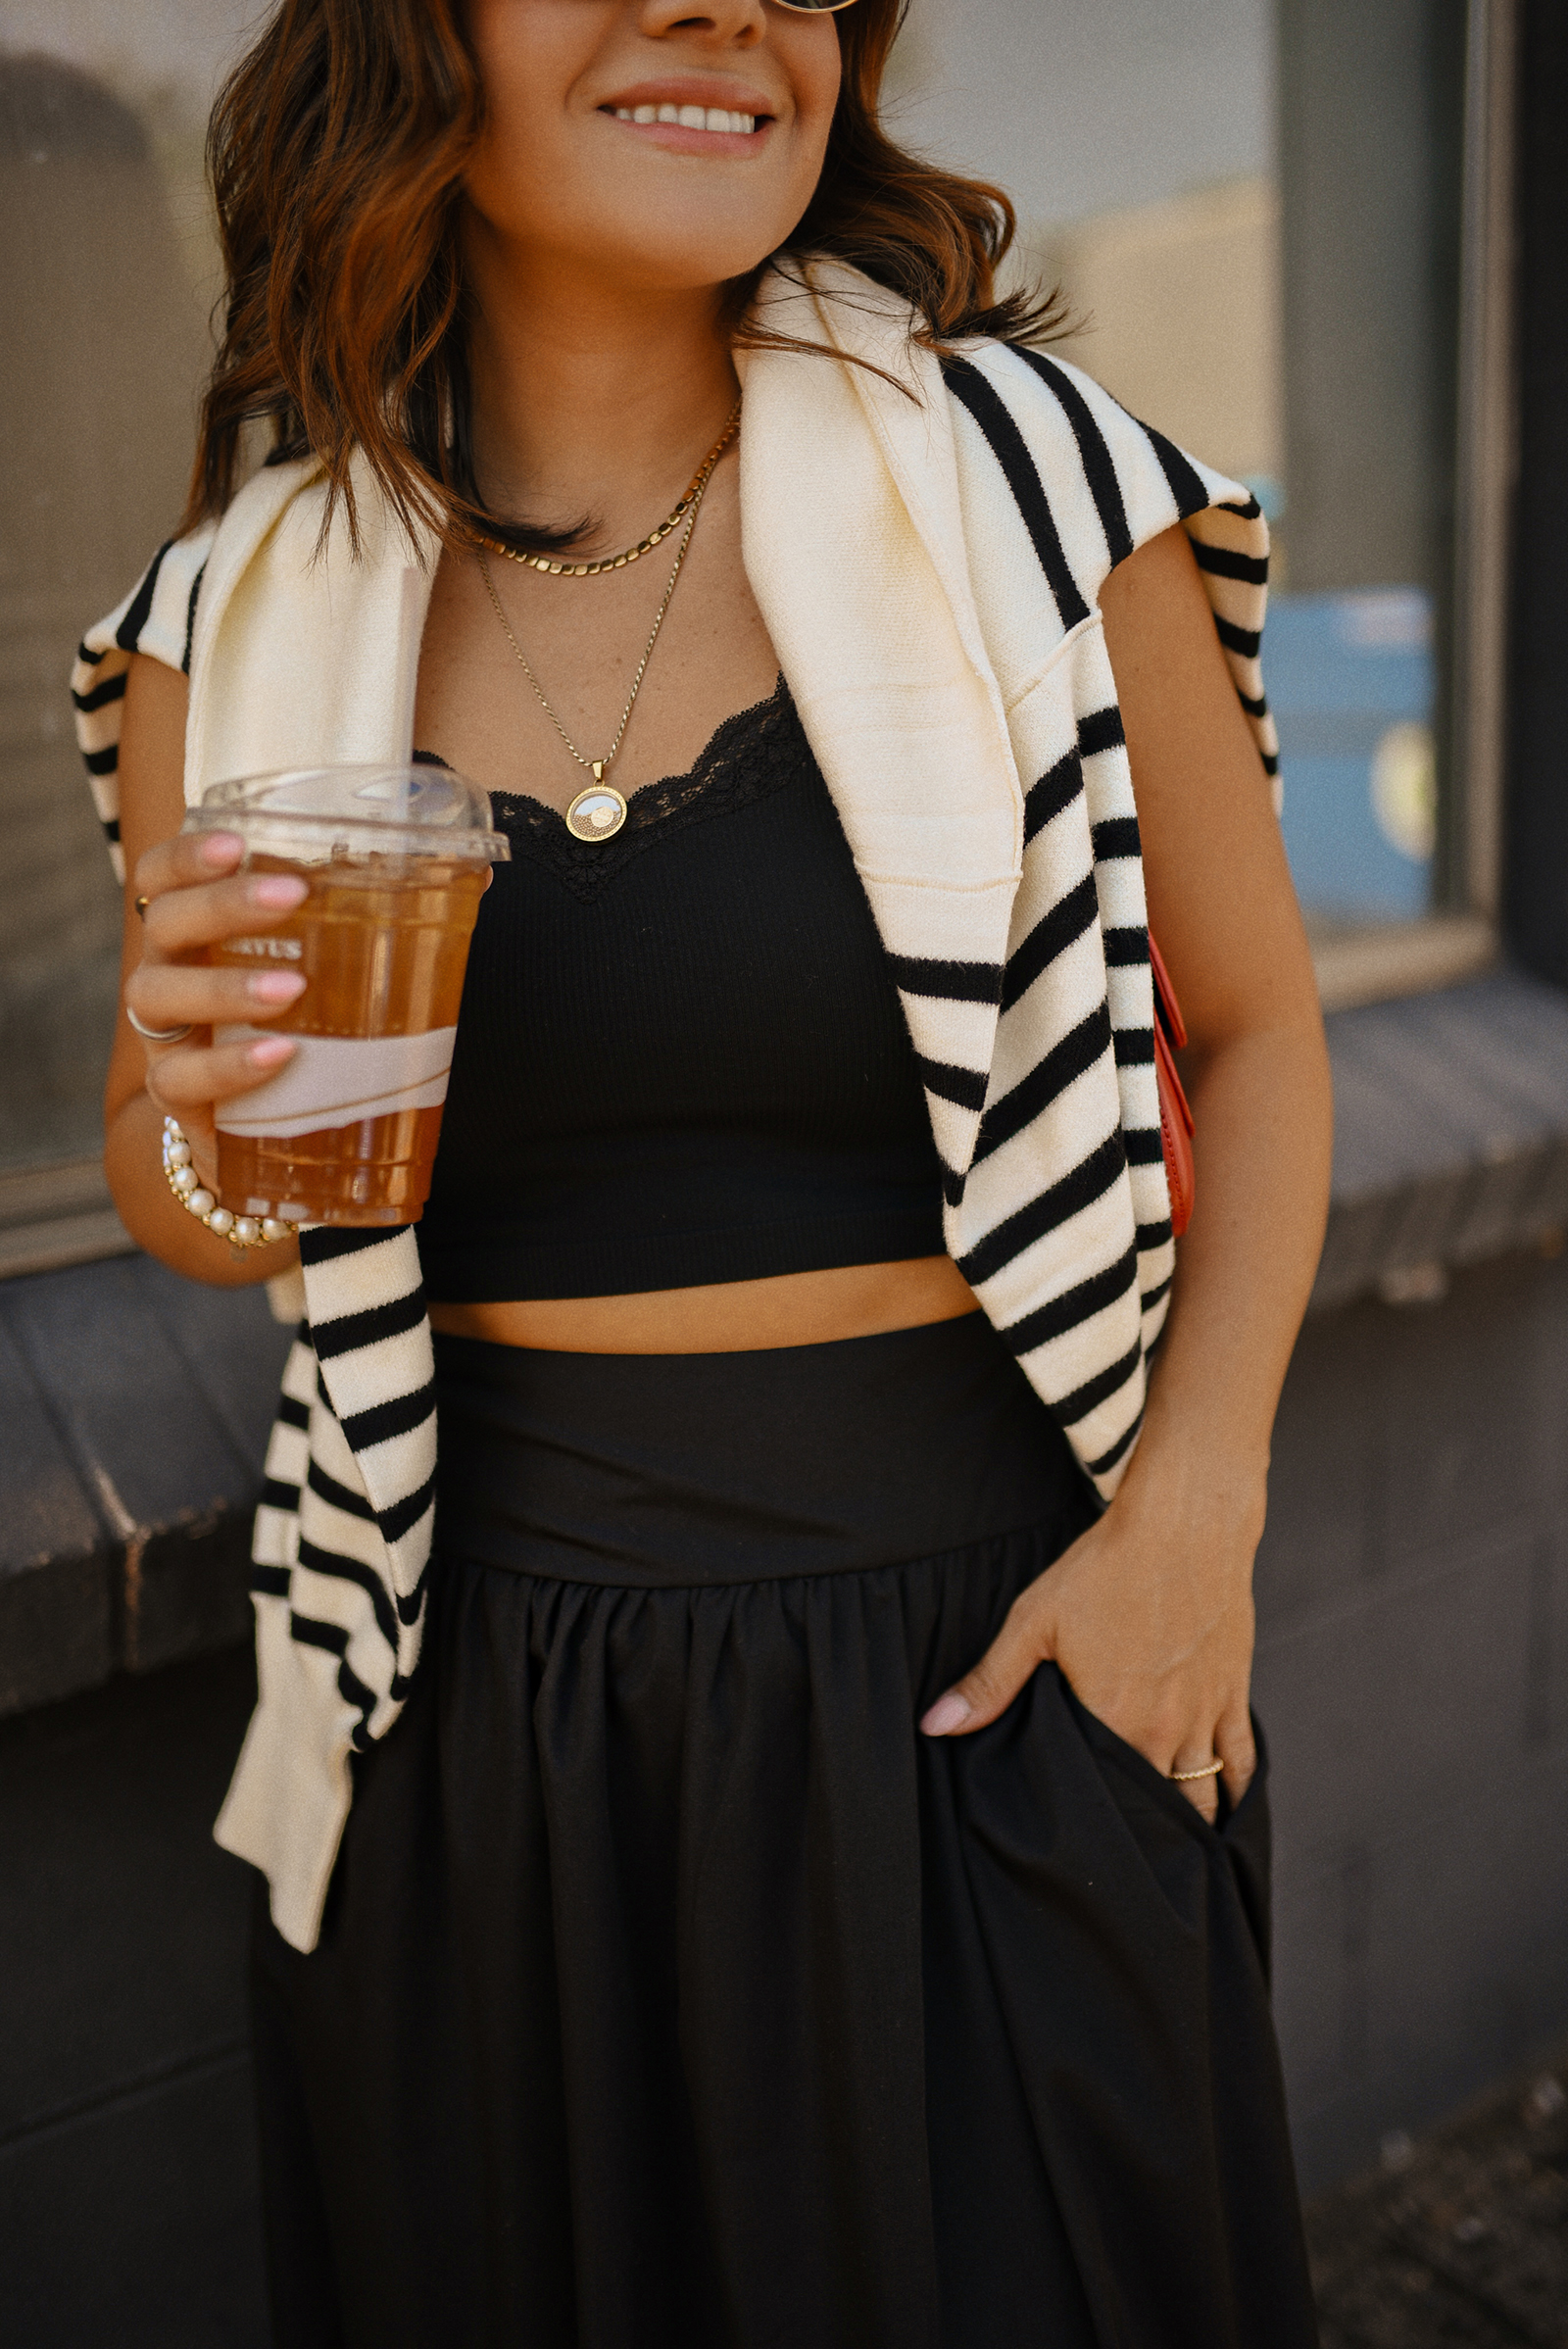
[1258,1244,1568,2190]
[0,1651,267,2349]
[885,0,1274,230]
[1023,176,1283,507]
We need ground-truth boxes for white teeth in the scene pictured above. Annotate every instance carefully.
[624,102,758,134]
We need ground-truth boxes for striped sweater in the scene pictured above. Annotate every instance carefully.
[74,262,1274,1951]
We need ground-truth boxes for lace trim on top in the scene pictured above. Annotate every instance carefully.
[420,675,810,905]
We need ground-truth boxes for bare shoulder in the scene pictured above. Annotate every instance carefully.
[1096,520,1268,850]
[1097,521,1225,685]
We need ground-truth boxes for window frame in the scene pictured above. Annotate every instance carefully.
[1310,0,1517,1014]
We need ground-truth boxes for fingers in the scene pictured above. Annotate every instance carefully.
[124,959,306,1035]
[134,833,308,959]
[133,826,243,901]
[1216,1700,1257,1812]
[143,1031,296,1116]
[128,832,311,1089]
[1169,1740,1222,1823]
[920,1585,1053,1737]
[146,863,310,958]
[1169,1708,1255,1822]
[134,829,243,884]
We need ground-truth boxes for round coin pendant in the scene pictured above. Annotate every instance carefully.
[565,784,628,843]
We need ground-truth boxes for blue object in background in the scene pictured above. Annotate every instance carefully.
[1265,588,1436,923]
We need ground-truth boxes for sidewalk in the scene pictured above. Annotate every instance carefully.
[1308,2045,1568,2346]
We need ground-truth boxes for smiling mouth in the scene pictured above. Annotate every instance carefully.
[606,103,765,136]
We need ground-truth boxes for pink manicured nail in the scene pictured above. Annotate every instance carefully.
[251,874,309,909]
[198,831,243,867]
[248,1036,295,1067]
[248,970,307,1004]
[920,1690,973,1737]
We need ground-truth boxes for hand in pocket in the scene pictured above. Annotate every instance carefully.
[920,1473,1259,1827]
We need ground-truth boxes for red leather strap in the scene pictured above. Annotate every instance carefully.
[1149,933,1195,1238]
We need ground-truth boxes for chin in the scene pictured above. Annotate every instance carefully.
[546,205,793,301]
[478,152,809,301]
[613,226,784,295]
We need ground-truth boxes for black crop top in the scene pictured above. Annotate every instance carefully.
[416,678,946,1301]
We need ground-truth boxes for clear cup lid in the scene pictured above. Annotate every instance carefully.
[184,764,511,864]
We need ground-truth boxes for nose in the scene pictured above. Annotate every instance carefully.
[634,0,768,43]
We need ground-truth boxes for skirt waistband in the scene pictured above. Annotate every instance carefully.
[431,1311,1091,1588]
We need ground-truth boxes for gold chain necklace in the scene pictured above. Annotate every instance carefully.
[476,398,741,578]
[475,414,732,841]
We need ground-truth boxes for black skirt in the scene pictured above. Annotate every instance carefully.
[250,1313,1317,2349]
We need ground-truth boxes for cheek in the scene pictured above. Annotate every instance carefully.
[778,22,841,182]
[792,22,844,131]
[462,3,586,222]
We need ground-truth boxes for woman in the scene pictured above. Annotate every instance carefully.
[77,1,1332,2342]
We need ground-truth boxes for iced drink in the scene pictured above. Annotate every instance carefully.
[185,765,508,1227]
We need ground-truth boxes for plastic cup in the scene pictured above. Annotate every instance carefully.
[183,764,509,1228]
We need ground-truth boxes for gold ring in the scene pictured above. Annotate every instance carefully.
[134,895,151,920]
[1170,1758,1225,1782]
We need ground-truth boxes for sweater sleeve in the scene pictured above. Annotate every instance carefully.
[71,524,218,882]
[943,343,1279,800]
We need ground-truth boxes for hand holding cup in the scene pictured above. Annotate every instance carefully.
[124,828,313,1199]
[175,764,508,1228]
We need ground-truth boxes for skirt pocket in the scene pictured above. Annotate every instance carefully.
[925,1664,1317,2349]
[1059,1680,1275,1981]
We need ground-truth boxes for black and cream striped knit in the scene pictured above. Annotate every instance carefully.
[73,261,1275,1950]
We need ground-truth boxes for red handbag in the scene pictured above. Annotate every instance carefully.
[1149,932,1195,1238]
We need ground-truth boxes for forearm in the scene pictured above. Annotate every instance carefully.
[107,651,305,1293]
[1117,1009,1333,1529]
[105,1087,299,1290]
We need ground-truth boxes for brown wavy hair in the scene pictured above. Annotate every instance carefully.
[183,0,1061,553]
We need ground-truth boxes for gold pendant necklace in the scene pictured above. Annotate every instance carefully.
[475,406,736,842]
[476,398,741,578]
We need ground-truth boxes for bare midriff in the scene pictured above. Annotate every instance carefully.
[426,1254,980,1353]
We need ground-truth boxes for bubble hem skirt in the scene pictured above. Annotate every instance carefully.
[249,1314,1319,2349]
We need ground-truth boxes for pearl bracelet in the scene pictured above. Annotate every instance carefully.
[161,1117,292,1252]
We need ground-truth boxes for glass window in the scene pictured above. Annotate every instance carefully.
[894,0,1470,945]
[1,5,256,1184]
